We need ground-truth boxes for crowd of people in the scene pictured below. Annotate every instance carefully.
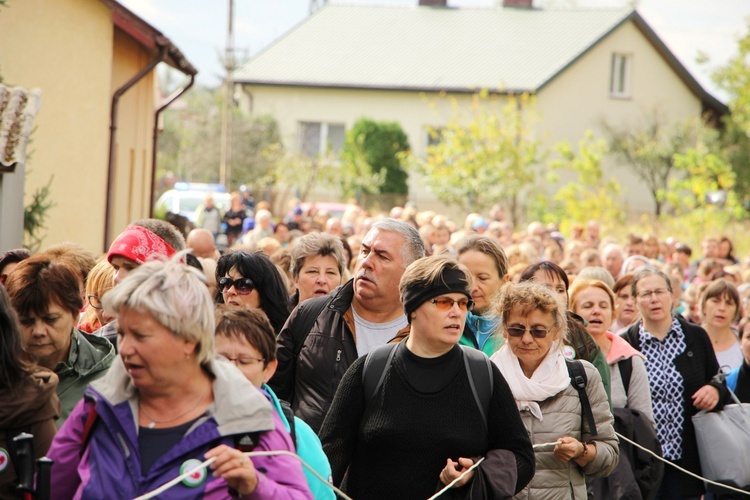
[1,198,749,499]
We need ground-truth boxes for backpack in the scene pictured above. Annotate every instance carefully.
[361,343,494,430]
[566,359,598,437]
[588,357,664,500]
[289,295,332,358]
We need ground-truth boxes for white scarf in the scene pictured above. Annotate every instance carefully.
[490,342,570,421]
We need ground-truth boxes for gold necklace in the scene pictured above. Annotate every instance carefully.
[139,382,210,429]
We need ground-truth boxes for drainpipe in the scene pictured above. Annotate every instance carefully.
[149,72,195,217]
[104,44,168,253]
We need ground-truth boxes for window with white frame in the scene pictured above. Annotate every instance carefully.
[299,122,346,157]
[609,53,632,98]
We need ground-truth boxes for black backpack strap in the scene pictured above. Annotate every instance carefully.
[566,359,598,437]
[291,295,331,357]
[460,346,493,431]
[362,343,400,402]
[618,357,633,397]
[278,399,297,447]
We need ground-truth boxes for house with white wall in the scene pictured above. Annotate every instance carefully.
[234,0,725,217]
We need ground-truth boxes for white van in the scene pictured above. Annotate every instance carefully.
[155,183,231,224]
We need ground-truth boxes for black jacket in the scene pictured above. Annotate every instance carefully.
[622,316,728,496]
[269,280,409,433]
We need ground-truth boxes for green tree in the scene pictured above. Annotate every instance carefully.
[709,20,750,207]
[602,112,701,216]
[156,86,281,194]
[340,118,409,200]
[546,132,625,235]
[412,91,542,226]
[261,144,338,203]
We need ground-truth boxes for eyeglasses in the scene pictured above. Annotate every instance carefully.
[506,326,552,338]
[636,289,669,300]
[219,277,255,295]
[429,297,474,311]
[222,355,265,367]
[87,294,103,310]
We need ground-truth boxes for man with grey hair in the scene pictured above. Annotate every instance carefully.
[270,218,425,432]
[601,243,625,281]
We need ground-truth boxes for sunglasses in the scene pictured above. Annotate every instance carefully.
[219,277,255,295]
[429,297,474,311]
[506,326,552,338]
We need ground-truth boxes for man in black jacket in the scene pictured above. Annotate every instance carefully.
[269,218,425,433]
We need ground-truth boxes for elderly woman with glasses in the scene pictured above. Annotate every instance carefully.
[215,251,291,334]
[214,306,334,499]
[319,255,535,499]
[47,255,312,499]
[622,267,728,500]
[5,255,115,428]
[490,282,618,500]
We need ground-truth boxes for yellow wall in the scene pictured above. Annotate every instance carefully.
[241,18,705,217]
[110,28,156,242]
[0,0,158,253]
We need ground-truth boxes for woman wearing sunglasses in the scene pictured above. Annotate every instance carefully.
[320,255,534,499]
[215,251,291,334]
[490,282,618,500]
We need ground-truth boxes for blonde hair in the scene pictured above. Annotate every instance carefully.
[493,282,568,343]
[102,251,214,366]
[569,279,616,315]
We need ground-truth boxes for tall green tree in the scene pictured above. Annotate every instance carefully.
[340,118,410,200]
[157,86,281,194]
[412,91,542,226]
[546,131,625,235]
[602,112,701,216]
[709,20,750,207]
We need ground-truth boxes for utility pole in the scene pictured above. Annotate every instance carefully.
[219,0,234,188]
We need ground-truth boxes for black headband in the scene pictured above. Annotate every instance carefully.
[402,267,472,320]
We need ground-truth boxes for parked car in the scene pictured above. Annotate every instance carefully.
[155,183,231,224]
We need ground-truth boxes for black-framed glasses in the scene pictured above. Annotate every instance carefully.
[429,297,474,312]
[87,294,103,310]
[506,326,552,338]
[219,277,255,295]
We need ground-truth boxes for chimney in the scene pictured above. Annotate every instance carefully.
[419,0,448,6]
[503,0,533,8]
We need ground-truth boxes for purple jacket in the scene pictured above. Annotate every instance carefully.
[47,359,312,499]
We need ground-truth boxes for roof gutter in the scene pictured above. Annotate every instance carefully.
[104,43,168,253]
[149,72,196,217]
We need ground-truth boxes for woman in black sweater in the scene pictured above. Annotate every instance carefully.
[319,255,534,499]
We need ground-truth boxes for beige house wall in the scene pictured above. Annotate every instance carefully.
[537,20,703,212]
[0,0,112,253]
[0,0,159,254]
[240,19,707,218]
[109,28,157,242]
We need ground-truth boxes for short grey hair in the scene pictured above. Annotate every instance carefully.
[370,218,425,266]
[290,232,348,278]
[102,251,214,366]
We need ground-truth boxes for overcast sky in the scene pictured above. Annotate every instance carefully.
[120,0,748,100]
